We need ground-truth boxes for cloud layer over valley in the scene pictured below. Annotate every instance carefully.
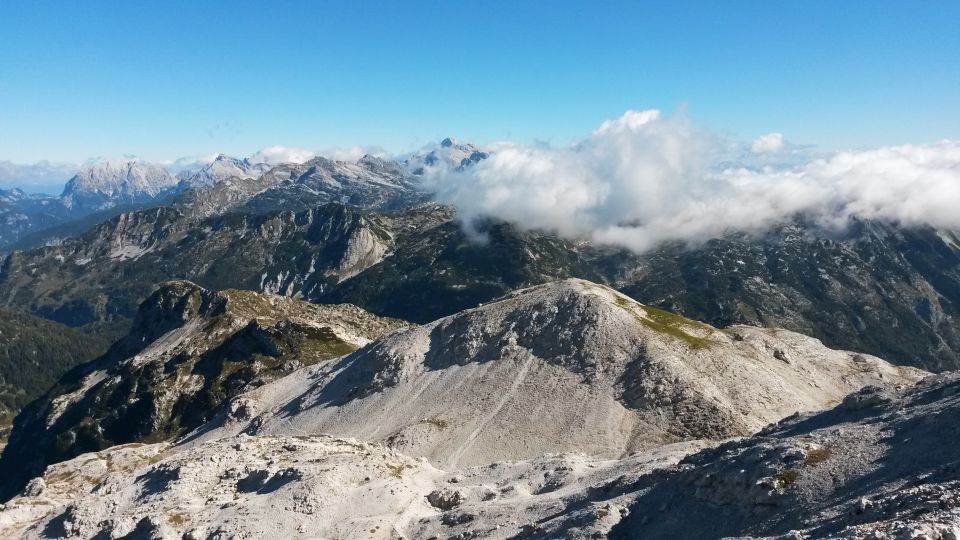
[427,110,960,251]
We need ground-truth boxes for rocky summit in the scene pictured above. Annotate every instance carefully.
[199,279,922,468]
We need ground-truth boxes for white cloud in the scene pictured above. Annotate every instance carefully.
[249,145,316,165]
[593,109,661,135]
[428,110,960,252]
[0,160,80,194]
[751,132,785,154]
[162,154,221,173]
[318,145,390,163]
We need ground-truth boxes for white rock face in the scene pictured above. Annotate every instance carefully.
[193,279,921,469]
[0,434,706,539]
[6,374,960,539]
[61,160,178,208]
[177,154,272,188]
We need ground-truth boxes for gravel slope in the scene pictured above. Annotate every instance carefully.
[198,279,922,468]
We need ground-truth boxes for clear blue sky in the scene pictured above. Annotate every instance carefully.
[1,0,958,163]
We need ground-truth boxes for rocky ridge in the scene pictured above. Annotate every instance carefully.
[193,279,922,468]
[0,202,397,329]
[174,154,272,188]
[0,281,404,498]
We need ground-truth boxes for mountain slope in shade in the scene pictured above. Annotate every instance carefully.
[603,373,960,539]
[5,196,960,374]
[197,279,923,468]
[0,189,72,250]
[0,309,109,447]
[0,203,393,330]
[0,281,405,499]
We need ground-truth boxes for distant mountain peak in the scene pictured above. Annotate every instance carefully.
[403,138,487,175]
[60,159,178,210]
[177,154,272,188]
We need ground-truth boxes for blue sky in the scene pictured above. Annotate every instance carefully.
[1,0,958,164]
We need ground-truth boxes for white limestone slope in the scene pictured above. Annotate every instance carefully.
[0,433,706,539]
[176,154,273,188]
[61,160,178,205]
[196,279,923,468]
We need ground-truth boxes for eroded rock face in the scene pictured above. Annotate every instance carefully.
[426,488,463,511]
[0,281,404,500]
[604,374,960,539]
[0,202,395,330]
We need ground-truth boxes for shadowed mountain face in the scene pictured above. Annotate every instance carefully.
[0,309,110,445]
[323,216,960,372]
[0,281,403,499]
[604,373,960,539]
[2,199,959,372]
[0,203,393,330]
[608,221,960,372]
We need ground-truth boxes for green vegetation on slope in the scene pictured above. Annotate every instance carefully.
[0,308,110,445]
[612,295,714,350]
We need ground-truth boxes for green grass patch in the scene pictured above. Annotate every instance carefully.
[775,468,800,488]
[387,463,409,478]
[613,296,714,350]
[419,417,450,430]
[804,447,832,465]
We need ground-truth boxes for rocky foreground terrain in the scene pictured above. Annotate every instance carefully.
[1,279,949,539]
[3,374,957,539]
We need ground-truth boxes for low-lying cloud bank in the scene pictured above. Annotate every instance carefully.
[0,161,80,194]
[427,110,960,252]
[248,145,317,165]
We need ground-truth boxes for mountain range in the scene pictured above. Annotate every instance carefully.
[0,139,958,537]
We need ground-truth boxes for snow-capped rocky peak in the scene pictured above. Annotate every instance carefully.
[0,187,27,203]
[178,154,272,188]
[61,159,178,208]
[403,137,489,175]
